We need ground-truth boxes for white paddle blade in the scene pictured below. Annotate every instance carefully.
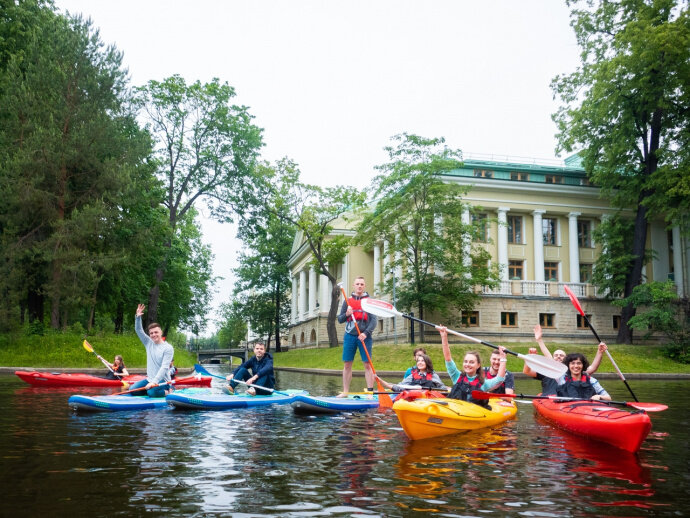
[520,353,567,379]
[360,298,402,319]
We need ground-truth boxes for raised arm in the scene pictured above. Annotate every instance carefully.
[534,324,553,360]
[587,342,607,374]
[523,347,537,378]
[438,326,452,362]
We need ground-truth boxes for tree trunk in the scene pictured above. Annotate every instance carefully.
[419,303,426,343]
[27,288,43,323]
[114,302,124,334]
[327,284,341,347]
[274,291,282,352]
[50,262,61,329]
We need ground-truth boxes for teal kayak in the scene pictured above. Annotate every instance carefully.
[166,389,306,410]
[291,394,379,414]
[68,388,207,413]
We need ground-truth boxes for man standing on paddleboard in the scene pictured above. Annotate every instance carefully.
[337,276,377,396]
[125,304,175,397]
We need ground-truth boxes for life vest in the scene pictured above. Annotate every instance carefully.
[557,372,596,399]
[347,296,369,323]
[410,368,437,390]
[484,367,506,394]
[448,373,490,409]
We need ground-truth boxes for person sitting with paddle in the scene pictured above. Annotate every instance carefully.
[557,352,611,401]
[375,353,448,393]
[104,355,129,380]
[438,326,507,408]
[524,324,607,395]
[126,304,175,397]
[225,342,275,396]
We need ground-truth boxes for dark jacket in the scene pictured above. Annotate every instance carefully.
[233,352,275,385]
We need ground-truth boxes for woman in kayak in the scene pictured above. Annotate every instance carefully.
[104,355,129,379]
[403,347,427,378]
[556,352,611,400]
[375,353,448,392]
[438,326,507,408]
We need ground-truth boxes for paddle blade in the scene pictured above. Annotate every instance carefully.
[360,298,401,319]
[194,363,225,380]
[563,285,586,316]
[82,340,94,353]
[471,390,515,400]
[629,402,668,412]
[376,383,394,408]
[521,353,567,379]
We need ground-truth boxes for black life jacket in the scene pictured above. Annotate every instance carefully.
[448,373,490,409]
[410,368,436,390]
[557,372,596,399]
[484,367,506,394]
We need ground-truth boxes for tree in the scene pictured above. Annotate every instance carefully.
[259,159,367,347]
[135,75,263,324]
[356,134,498,342]
[217,300,249,348]
[552,0,690,343]
[591,214,638,297]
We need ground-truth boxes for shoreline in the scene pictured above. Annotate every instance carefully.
[2,365,689,380]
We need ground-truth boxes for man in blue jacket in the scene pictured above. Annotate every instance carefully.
[225,342,275,396]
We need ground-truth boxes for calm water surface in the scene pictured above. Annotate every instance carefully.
[0,370,688,517]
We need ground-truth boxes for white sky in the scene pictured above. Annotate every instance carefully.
[55,0,581,334]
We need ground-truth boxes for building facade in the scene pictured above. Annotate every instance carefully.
[287,154,689,346]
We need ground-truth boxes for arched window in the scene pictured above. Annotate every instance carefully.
[310,329,316,343]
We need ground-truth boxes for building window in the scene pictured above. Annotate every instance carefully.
[613,315,621,330]
[501,312,517,327]
[508,215,522,244]
[544,262,559,281]
[472,213,488,242]
[511,171,529,181]
[540,313,555,328]
[543,218,557,245]
[578,220,592,248]
[508,260,524,280]
[545,174,563,184]
[474,169,494,178]
[580,263,593,283]
[461,311,479,327]
[576,314,592,330]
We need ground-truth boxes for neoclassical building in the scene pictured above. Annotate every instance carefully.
[287,154,689,346]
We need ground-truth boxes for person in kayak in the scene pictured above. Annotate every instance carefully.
[485,349,515,395]
[403,347,428,378]
[104,355,129,380]
[556,352,611,400]
[523,324,608,395]
[225,342,275,396]
[375,353,448,392]
[337,276,378,396]
[168,359,178,379]
[126,304,175,397]
[438,326,507,408]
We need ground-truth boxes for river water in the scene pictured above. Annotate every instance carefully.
[0,369,688,517]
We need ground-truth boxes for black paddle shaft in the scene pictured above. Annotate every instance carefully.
[400,313,520,358]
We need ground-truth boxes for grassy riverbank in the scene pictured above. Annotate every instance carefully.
[1,332,688,374]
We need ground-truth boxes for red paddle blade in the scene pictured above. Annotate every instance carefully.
[563,285,586,316]
[628,402,668,412]
[471,390,516,400]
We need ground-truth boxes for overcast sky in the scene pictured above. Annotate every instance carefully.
[55,0,582,334]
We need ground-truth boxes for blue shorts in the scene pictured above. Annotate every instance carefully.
[342,332,373,363]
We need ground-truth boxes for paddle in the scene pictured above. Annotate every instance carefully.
[113,380,175,396]
[360,298,567,379]
[337,284,393,408]
[563,285,639,402]
[193,363,293,396]
[471,390,667,412]
[82,340,119,377]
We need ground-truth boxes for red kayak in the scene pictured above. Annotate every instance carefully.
[533,397,652,453]
[15,370,212,388]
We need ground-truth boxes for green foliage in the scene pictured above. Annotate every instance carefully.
[592,214,638,297]
[217,300,249,348]
[620,281,690,363]
[356,134,499,341]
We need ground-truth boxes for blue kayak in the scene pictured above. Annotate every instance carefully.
[68,388,207,413]
[166,389,306,410]
[291,394,379,414]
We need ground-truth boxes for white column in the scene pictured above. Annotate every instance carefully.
[672,226,686,297]
[532,210,546,282]
[651,221,670,281]
[568,212,581,283]
[497,207,509,281]
[291,275,297,324]
[299,269,307,318]
[462,208,471,271]
[373,243,381,294]
[342,255,349,290]
[319,266,330,314]
[383,240,390,285]
[308,267,317,315]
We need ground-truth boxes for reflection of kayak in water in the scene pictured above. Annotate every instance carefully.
[291,394,379,414]
[534,416,651,486]
[15,370,212,388]
[393,397,517,440]
[533,398,652,453]
[68,388,208,412]
[167,389,306,410]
